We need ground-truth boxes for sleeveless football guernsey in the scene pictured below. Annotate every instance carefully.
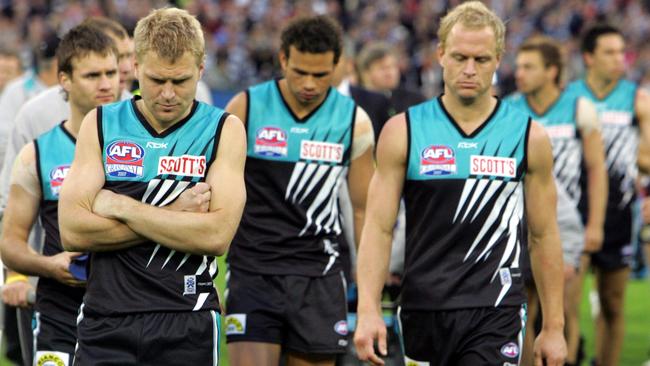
[82,97,228,316]
[228,79,356,277]
[402,97,530,310]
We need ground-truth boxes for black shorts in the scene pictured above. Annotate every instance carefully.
[74,307,221,366]
[591,240,634,271]
[398,305,526,366]
[33,312,77,366]
[225,268,348,354]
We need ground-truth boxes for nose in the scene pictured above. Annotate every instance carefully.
[161,81,175,99]
[99,73,113,91]
[303,75,316,91]
[463,58,477,76]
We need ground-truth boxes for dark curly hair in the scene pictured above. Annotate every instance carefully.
[280,15,342,64]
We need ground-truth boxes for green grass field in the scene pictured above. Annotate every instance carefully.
[2,259,648,366]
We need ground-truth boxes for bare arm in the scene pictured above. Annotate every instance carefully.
[58,109,144,252]
[93,115,247,256]
[348,107,375,248]
[636,89,650,173]
[577,98,608,252]
[354,114,406,365]
[225,91,247,126]
[526,121,567,366]
[1,143,83,286]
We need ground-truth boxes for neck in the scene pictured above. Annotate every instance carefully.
[586,70,618,98]
[525,83,560,115]
[441,89,497,130]
[137,99,192,133]
[64,104,86,138]
[278,79,326,119]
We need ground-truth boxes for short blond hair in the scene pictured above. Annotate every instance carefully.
[437,1,505,57]
[134,7,204,65]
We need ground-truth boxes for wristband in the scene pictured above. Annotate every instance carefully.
[5,273,28,285]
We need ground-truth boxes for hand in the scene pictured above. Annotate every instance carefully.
[2,280,34,308]
[354,309,387,366]
[583,223,603,253]
[534,328,567,366]
[92,189,120,219]
[46,251,86,287]
[166,182,211,212]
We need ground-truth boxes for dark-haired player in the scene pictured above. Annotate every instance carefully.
[225,15,374,366]
[566,24,650,366]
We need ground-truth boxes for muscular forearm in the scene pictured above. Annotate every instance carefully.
[586,162,607,228]
[113,195,234,256]
[60,204,144,252]
[1,239,52,278]
[529,231,565,330]
[356,224,393,314]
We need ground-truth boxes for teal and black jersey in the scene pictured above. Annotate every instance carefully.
[84,97,228,316]
[403,97,530,311]
[34,122,85,326]
[505,92,582,205]
[228,79,355,277]
[566,79,638,246]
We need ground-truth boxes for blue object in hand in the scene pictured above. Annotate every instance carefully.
[69,254,89,282]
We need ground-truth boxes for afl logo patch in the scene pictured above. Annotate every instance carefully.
[420,145,456,175]
[254,126,288,158]
[500,342,519,358]
[105,141,145,178]
[48,164,70,197]
[334,320,348,336]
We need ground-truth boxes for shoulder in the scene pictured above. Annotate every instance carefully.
[526,120,552,168]
[17,141,36,166]
[635,87,650,120]
[379,113,408,142]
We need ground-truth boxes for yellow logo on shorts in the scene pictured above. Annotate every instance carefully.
[404,356,430,366]
[35,351,69,366]
[225,313,247,335]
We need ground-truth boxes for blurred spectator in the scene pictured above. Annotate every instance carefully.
[356,41,426,117]
[0,49,22,93]
[0,1,646,100]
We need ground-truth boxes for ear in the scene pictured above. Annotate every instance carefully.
[199,61,205,79]
[548,64,559,83]
[134,59,140,81]
[437,43,445,67]
[279,50,288,73]
[583,52,593,68]
[59,71,71,94]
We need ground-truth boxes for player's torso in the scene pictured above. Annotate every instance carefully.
[402,97,529,310]
[506,92,582,204]
[85,97,228,316]
[229,80,355,277]
[34,123,84,324]
[567,79,638,209]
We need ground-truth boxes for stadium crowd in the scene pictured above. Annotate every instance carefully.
[0,1,648,366]
[0,1,650,97]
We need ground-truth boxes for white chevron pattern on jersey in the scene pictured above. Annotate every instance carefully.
[552,139,582,204]
[602,125,638,208]
[453,179,524,306]
[285,162,348,237]
[142,178,214,277]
